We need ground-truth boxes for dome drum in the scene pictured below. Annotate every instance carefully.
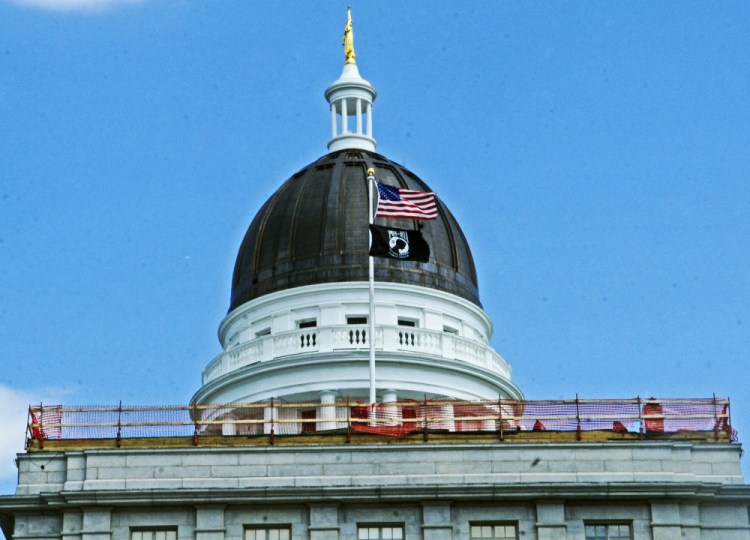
[193,281,523,407]
[194,352,522,406]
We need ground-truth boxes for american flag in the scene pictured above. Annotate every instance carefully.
[375,182,437,220]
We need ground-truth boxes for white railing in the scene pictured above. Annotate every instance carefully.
[202,325,510,384]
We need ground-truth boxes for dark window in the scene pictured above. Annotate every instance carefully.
[397,319,416,327]
[347,316,368,325]
[298,319,317,329]
[584,523,632,540]
[131,530,177,540]
[245,527,291,540]
[470,523,518,540]
[358,525,403,540]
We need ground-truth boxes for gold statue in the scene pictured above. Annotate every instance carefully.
[343,7,356,65]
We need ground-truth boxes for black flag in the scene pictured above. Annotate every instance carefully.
[369,224,430,262]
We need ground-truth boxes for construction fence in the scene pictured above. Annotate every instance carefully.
[27,396,737,444]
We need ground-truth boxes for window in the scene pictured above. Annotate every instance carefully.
[347,316,368,325]
[298,319,317,329]
[397,319,416,327]
[470,523,518,540]
[256,328,271,337]
[245,527,291,540]
[358,525,403,540]
[584,523,632,540]
[443,325,458,335]
[131,530,177,540]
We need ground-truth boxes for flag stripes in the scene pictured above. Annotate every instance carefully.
[375,182,437,220]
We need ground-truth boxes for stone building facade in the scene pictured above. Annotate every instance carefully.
[5,440,750,539]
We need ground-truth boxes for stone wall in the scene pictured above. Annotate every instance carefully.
[4,441,750,540]
[14,442,746,495]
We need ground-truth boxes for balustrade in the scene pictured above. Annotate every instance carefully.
[203,325,508,384]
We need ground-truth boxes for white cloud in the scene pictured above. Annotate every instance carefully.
[8,0,143,12]
[0,385,68,494]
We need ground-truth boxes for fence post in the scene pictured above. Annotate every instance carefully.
[728,398,732,424]
[575,394,582,441]
[345,396,351,443]
[268,398,276,446]
[116,401,122,448]
[27,405,45,449]
[38,402,45,449]
[637,396,644,440]
[711,393,719,441]
[26,406,32,449]
[728,397,734,441]
[498,398,504,441]
[192,404,199,446]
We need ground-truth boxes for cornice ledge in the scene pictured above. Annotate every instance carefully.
[16,482,750,508]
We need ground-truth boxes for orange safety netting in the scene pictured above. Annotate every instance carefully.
[27,397,737,443]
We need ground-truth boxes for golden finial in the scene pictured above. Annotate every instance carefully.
[343,6,356,65]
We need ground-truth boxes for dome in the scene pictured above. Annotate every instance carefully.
[229,149,481,312]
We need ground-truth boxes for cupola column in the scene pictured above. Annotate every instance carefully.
[367,102,373,138]
[319,391,338,431]
[356,99,362,134]
[341,99,348,133]
[382,389,400,425]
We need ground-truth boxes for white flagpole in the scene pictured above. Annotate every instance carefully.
[367,168,377,405]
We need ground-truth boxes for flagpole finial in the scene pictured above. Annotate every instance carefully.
[367,168,375,178]
[343,7,356,65]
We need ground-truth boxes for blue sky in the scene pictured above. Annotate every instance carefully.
[1,1,748,492]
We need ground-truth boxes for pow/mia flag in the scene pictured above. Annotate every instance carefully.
[369,224,430,263]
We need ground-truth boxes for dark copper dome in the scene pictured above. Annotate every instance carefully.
[229,149,480,312]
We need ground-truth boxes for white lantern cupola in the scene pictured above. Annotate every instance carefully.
[325,8,377,152]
